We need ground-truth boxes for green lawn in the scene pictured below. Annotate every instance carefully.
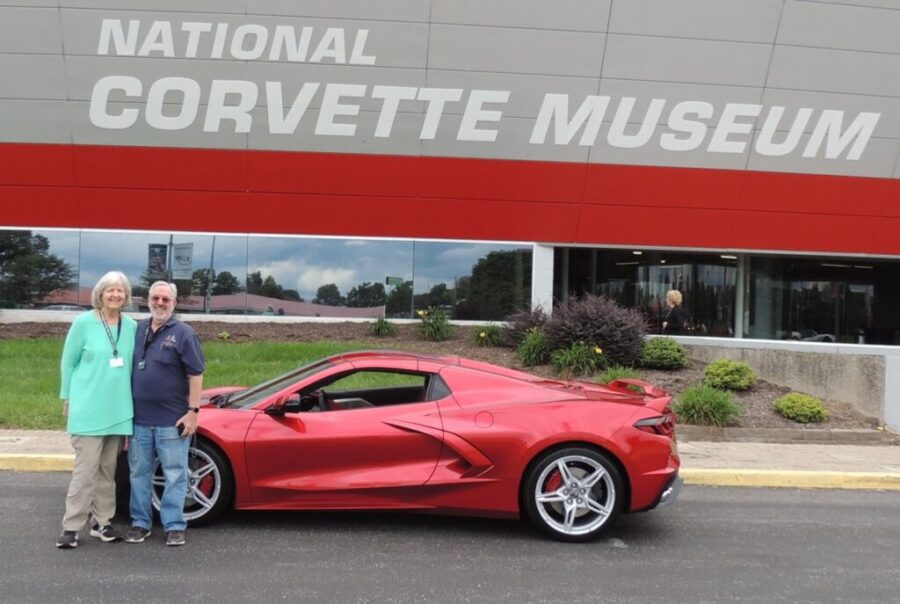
[0,339,377,430]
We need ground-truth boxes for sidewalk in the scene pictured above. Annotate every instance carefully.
[1,429,899,490]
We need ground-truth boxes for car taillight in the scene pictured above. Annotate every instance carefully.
[634,412,675,437]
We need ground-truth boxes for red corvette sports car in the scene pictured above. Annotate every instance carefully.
[154,350,682,542]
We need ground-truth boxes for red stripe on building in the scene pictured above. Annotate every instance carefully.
[1,142,899,255]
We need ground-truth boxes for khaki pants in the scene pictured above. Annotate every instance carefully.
[61,435,123,531]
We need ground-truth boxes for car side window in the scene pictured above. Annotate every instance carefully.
[317,370,429,409]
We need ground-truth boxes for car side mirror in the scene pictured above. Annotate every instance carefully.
[265,396,303,416]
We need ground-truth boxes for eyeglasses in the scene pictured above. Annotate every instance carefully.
[150,296,173,303]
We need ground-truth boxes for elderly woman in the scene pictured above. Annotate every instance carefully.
[56,271,137,549]
[662,289,687,335]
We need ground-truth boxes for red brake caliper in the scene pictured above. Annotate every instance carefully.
[545,469,562,493]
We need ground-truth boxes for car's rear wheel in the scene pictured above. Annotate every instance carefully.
[150,439,233,526]
[523,447,624,542]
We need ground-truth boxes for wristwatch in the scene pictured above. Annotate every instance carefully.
[188,407,200,413]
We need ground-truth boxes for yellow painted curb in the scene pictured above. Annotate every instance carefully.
[682,468,900,490]
[0,454,74,472]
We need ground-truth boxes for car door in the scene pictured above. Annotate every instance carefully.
[243,361,444,507]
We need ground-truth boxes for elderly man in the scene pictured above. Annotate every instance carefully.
[125,281,205,547]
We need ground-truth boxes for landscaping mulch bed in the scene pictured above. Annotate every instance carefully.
[0,319,880,431]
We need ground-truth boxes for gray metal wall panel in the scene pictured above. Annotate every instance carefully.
[64,56,250,101]
[747,135,899,178]
[800,0,900,12]
[60,11,429,69]
[588,123,752,171]
[0,1,56,6]
[248,108,424,155]
[421,115,591,162]
[609,0,781,43]
[428,24,605,77]
[0,99,71,143]
[0,8,62,54]
[245,0,429,22]
[0,0,898,182]
[426,70,599,118]
[59,1,245,13]
[0,54,67,99]
[68,100,248,149]
[768,45,900,97]
[602,34,772,87]
[761,89,900,138]
[431,0,610,32]
[779,1,900,55]
[598,79,763,124]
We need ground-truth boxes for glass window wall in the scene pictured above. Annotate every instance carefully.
[2,228,530,322]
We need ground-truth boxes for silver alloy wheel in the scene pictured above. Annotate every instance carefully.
[151,446,222,522]
[533,454,615,537]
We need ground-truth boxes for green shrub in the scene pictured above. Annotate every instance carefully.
[551,341,607,378]
[501,307,548,347]
[472,324,502,347]
[674,385,742,426]
[597,365,641,385]
[216,330,231,341]
[640,337,687,369]
[774,393,829,423]
[516,327,549,367]
[369,317,397,337]
[704,358,756,391]
[544,295,648,366]
[417,307,453,342]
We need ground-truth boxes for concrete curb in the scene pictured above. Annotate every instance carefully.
[682,468,900,490]
[3,453,900,491]
[0,454,73,472]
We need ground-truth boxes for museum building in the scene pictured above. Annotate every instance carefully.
[2,1,900,345]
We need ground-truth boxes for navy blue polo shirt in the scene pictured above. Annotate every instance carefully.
[132,317,205,427]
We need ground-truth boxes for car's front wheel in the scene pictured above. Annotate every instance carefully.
[522,447,624,542]
[150,438,233,526]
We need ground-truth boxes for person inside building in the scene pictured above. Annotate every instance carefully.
[56,271,137,549]
[662,289,687,335]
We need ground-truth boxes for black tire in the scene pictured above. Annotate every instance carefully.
[115,439,233,526]
[167,439,233,526]
[522,446,624,542]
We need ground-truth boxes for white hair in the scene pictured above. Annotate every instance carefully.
[149,280,177,299]
[91,271,132,309]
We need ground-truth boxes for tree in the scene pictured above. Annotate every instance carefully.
[385,280,412,317]
[455,250,531,320]
[426,283,454,308]
[0,231,75,307]
[346,281,386,308]
[313,283,344,306]
[192,269,212,297]
[212,271,241,295]
[246,271,264,295]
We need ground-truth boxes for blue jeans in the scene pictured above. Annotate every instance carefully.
[128,425,190,532]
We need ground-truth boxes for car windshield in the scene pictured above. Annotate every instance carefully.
[224,359,334,409]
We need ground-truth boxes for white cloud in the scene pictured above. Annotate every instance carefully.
[297,266,358,295]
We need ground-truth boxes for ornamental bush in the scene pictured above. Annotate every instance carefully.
[369,317,397,337]
[472,324,502,347]
[551,341,607,378]
[544,295,648,366]
[640,337,688,369]
[674,385,742,427]
[501,307,548,347]
[516,327,549,367]
[417,308,453,342]
[704,358,756,391]
[596,365,642,385]
[774,393,829,423]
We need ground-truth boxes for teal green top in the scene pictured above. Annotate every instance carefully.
[60,311,137,436]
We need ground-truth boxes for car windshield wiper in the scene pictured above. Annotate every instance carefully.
[213,392,234,408]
